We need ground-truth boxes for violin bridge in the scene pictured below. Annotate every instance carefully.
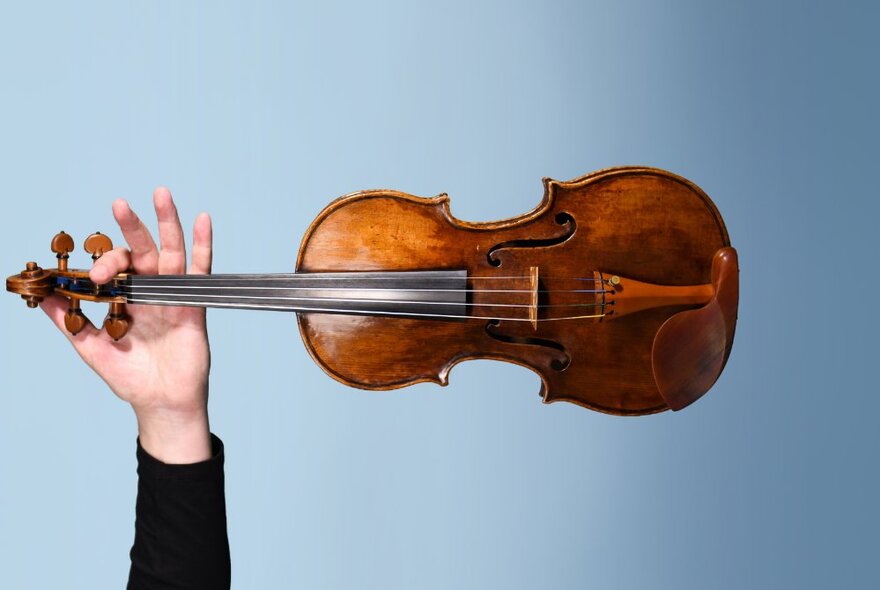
[529,266,539,330]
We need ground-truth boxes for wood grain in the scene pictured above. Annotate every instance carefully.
[296,166,735,415]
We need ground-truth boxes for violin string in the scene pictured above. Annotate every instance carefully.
[129,274,604,282]
[123,296,606,322]
[119,284,608,295]
[119,289,606,310]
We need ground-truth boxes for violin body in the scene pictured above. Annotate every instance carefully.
[297,166,738,415]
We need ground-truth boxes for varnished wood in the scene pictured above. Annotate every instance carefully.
[6,264,128,305]
[651,247,739,410]
[104,301,130,340]
[64,297,87,335]
[603,274,715,319]
[6,262,54,307]
[296,166,735,415]
[7,240,127,338]
[84,232,112,260]
[51,231,74,271]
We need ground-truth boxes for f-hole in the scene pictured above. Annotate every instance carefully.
[487,212,576,267]
[485,319,571,371]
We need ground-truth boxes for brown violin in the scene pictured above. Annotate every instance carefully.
[7,166,738,415]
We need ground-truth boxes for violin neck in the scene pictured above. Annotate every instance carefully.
[119,270,469,320]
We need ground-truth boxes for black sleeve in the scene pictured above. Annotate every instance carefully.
[127,434,231,590]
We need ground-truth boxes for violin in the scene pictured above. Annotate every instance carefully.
[7,166,738,415]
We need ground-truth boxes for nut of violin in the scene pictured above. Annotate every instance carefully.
[84,232,113,260]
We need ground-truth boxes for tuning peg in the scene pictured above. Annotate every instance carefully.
[51,231,75,271]
[84,232,113,260]
[103,302,130,340]
[64,298,88,335]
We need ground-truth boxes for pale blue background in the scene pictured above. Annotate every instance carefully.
[1,1,877,588]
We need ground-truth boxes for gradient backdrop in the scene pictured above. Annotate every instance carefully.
[1,1,877,588]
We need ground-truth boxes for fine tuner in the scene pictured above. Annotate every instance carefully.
[7,167,739,416]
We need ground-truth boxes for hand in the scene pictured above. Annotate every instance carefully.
[40,188,214,463]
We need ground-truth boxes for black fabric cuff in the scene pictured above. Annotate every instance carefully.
[135,434,225,483]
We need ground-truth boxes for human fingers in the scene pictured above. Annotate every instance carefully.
[113,199,159,274]
[154,187,187,275]
[39,294,102,358]
[89,247,132,284]
[188,213,212,275]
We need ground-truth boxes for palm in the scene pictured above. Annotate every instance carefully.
[85,305,209,412]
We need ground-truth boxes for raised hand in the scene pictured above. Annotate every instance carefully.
[40,188,214,463]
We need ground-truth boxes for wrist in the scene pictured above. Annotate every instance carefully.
[135,406,212,464]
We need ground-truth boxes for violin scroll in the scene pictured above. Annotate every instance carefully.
[6,231,132,340]
[6,261,55,308]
